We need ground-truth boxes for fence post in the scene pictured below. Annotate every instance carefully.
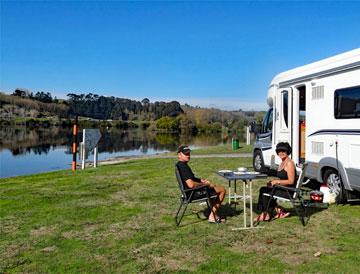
[94,146,98,168]
[82,129,86,170]
[246,126,251,145]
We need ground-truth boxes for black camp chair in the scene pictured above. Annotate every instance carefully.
[175,165,218,226]
[263,163,328,226]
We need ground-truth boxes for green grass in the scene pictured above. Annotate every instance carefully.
[1,157,360,273]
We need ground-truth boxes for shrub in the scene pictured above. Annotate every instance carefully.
[155,117,179,131]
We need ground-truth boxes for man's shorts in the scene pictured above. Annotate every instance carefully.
[192,186,218,200]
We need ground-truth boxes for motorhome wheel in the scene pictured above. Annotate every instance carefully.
[323,169,346,204]
[253,150,265,172]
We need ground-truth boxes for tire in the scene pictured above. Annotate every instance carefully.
[323,169,346,204]
[253,150,266,173]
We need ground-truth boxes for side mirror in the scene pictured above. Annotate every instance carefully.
[249,122,261,134]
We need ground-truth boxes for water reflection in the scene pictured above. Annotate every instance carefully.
[1,126,71,156]
[0,126,231,178]
[0,126,229,156]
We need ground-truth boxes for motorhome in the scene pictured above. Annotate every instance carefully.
[252,48,360,203]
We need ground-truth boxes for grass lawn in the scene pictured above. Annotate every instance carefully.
[161,143,252,158]
[1,156,360,273]
[180,143,253,155]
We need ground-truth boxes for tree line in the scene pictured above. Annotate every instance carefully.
[66,93,183,120]
[3,89,183,121]
[1,88,265,133]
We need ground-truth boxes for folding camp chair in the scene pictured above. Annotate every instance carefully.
[263,163,328,226]
[174,165,218,226]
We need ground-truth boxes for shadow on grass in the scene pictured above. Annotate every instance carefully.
[250,201,329,226]
[348,200,360,206]
[176,203,243,228]
[218,203,243,218]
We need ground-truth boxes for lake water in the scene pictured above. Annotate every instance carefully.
[0,126,240,178]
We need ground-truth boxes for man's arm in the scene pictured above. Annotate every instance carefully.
[185,178,214,189]
[185,178,203,189]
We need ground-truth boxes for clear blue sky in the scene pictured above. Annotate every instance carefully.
[1,1,360,110]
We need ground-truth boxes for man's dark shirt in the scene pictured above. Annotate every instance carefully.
[176,161,201,189]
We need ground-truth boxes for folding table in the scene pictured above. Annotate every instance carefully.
[217,171,267,230]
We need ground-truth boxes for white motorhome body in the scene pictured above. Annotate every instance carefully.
[253,48,360,202]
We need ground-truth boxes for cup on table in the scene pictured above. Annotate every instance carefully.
[237,167,247,172]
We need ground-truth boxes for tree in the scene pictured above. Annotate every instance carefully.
[141,98,150,105]
[12,88,32,98]
[34,91,53,103]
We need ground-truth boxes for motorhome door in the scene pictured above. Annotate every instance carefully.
[275,88,293,161]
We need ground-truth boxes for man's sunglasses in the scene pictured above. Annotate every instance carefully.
[183,152,191,156]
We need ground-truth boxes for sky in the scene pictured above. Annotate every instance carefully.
[1,1,360,111]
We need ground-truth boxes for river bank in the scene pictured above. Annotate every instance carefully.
[96,152,253,166]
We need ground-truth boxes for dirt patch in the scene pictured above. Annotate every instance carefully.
[77,199,113,207]
[3,243,31,259]
[42,246,57,253]
[61,223,100,241]
[132,243,207,273]
[99,217,142,241]
[230,217,338,266]
[93,254,109,265]
[110,191,127,202]
[30,225,57,237]
[61,230,79,239]
[1,216,24,235]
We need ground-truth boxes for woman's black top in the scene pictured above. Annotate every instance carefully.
[277,169,288,180]
[277,168,296,187]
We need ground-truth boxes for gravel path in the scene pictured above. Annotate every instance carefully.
[98,153,252,166]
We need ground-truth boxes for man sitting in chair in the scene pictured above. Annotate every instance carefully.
[176,145,226,223]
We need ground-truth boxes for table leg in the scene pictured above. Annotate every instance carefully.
[243,180,246,228]
[228,180,231,204]
[234,179,237,203]
[231,178,264,231]
[249,180,253,228]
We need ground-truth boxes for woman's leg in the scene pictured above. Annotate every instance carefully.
[257,186,277,214]
[272,188,293,218]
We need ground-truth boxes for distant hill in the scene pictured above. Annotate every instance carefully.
[0,89,265,133]
[0,90,183,121]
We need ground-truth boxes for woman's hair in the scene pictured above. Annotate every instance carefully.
[275,142,292,155]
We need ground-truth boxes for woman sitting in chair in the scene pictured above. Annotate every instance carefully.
[254,142,296,222]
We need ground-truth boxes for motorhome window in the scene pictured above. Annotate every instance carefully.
[282,90,289,127]
[334,86,360,119]
[268,108,273,131]
[299,86,306,111]
[262,108,273,133]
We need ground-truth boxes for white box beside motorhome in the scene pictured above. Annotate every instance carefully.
[253,48,360,202]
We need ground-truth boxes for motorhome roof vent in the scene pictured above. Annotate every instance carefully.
[312,86,324,100]
[311,141,324,155]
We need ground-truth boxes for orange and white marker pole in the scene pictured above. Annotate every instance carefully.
[72,116,78,172]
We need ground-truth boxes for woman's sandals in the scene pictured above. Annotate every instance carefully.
[274,211,290,219]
